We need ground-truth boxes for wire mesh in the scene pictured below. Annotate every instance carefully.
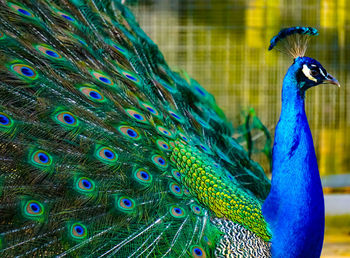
[130,0,350,176]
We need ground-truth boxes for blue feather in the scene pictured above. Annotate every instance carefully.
[262,56,326,257]
[268,27,318,51]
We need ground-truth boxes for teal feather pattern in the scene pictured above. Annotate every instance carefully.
[267,26,319,58]
[0,1,275,257]
[268,26,318,51]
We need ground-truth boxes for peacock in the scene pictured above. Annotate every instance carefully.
[0,1,339,257]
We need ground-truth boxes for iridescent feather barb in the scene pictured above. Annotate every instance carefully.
[268,27,318,58]
[0,0,272,256]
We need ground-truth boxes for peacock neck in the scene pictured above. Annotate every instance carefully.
[262,64,325,258]
[280,72,305,118]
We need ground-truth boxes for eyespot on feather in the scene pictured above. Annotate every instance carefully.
[70,223,87,240]
[134,168,152,185]
[0,31,6,40]
[9,63,38,80]
[95,146,118,164]
[118,125,141,140]
[24,200,44,217]
[0,112,14,129]
[178,132,189,143]
[169,182,183,197]
[54,111,79,127]
[35,45,63,60]
[156,126,174,138]
[193,114,211,129]
[140,102,161,118]
[31,150,53,167]
[171,169,181,181]
[55,10,76,22]
[90,71,115,86]
[169,205,186,218]
[152,155,168,169]
[121,70,140,84]
[115,196,136,212]
[194,85,207,96]
[21,200,45,221]
[112,43,128,55]
[184,188,191,197]
[125,109,148,124]
[190,204,204,216]
[76,177,95,193]
[191,245,207,258]
[8,3,35,18]
[79,86,106,103]
[72,34,88,47]
[199,144,212,154]
[161,82,177,93]
[156,139,171,151]
[168,110,184,123]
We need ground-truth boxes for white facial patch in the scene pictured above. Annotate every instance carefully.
[302,64,317,82]
[319,68,326,77]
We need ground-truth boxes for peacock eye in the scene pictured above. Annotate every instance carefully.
[310,69,319,77]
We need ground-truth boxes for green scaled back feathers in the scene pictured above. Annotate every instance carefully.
[0,0,271,257]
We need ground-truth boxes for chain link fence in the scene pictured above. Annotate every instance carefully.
[130,0,350,176]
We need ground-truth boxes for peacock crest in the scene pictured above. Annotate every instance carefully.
[268,27,318,58]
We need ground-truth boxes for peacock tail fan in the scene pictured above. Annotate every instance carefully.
[268,26,318,58]
[0,0,271,256]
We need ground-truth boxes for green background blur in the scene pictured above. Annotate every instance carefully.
[129,0,349,177]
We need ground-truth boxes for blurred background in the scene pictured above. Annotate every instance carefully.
[127,0,350,256]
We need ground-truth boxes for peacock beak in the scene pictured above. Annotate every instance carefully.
[324,73,340,87]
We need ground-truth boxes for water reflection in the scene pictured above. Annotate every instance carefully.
[130,0,350,176]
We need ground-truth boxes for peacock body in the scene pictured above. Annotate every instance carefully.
[0,1,338,257]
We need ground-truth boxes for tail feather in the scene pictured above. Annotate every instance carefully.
[0,0,271,256]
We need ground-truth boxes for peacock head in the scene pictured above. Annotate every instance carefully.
[269,27,339,91]
[293,56,339,91]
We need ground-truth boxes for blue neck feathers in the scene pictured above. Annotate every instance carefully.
[262,60,325,257]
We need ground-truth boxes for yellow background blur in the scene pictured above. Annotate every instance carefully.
[130,0,349,178]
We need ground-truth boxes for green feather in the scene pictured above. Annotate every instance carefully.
[0,0,271,257]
